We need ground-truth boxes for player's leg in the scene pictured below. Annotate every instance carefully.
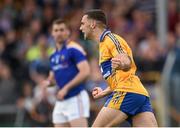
[132,96,158,127]
[92,91,129,127]
[54,122,70,127]
[52,101,70,127]
[132,111,158,127]
[69,117,88,127]
[92,107,128,127]
[68,90,90,127]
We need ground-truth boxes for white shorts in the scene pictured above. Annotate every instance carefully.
[52,90,90,124]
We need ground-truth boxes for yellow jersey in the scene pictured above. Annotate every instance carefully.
[99,29,149,97]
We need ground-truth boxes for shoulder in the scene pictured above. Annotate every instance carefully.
[102,34,122,47]
[114,34,127,44]
[67,41,86,55]
[105,33,129,47]
[101,36,111,45]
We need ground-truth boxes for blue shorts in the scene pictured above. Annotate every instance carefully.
[104,91,153,123]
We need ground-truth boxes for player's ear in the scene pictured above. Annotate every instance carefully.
[90,20,96,29]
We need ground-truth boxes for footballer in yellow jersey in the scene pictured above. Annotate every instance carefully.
[99,29,149,97]
[80,9,158,127]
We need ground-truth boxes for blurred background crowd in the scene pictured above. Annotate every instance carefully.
[0,0,179,127]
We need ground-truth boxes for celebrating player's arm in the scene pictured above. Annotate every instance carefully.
[92,53,131,100]
[111,53,132,72]
[92,86,112,99]
[57,60,90,100]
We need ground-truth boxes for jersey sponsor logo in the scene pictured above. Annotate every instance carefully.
[51,55,68,71]
[52,64,68,71]
[51,55,60,64]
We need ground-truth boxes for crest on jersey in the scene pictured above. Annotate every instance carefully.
[60,55,65,61]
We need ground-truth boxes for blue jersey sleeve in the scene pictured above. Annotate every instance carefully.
[49,55,53,71]
[69,48,87,64]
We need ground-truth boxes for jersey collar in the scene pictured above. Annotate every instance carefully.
[100,29,111,42]
[56,40,68,52]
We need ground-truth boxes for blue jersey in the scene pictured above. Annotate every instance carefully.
[49,40,87,99]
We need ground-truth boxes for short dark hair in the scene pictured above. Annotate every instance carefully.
[52,18,70,29]
[85,9,107,27]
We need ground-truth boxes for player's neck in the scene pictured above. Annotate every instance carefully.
[56,39,69,51]
[56,42,64,51]
[93,28,105,43]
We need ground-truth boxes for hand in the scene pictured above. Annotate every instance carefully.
[111,53,131,71]
[40,80,50,89]
[57,87,68,100]
[92,87,104,99]
[39,80,50,96]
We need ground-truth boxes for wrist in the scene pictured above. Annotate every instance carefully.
[45,80,51,87]
[101,90,108,97]
[64,85,70,91]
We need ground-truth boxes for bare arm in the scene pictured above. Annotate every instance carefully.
[111,53,131,71]
[92,86,112,99]
[65,60,90,90]
[57,60,90,100]
[47,71,54,83]
[41,71,54,88]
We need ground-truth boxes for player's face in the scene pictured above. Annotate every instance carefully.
[52,23,70,43]
[80,15,93,40]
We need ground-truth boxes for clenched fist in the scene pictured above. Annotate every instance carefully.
[92,87,103,99]
[111,53,131,71]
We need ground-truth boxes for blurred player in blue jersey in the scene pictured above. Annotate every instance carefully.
[41,19,90,127]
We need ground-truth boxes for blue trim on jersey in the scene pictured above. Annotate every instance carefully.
[100,59,112,79]
[49,42,87,99]
[100,29,111,42]
[107,33,124,53]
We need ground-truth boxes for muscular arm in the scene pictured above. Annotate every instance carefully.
[41,71,55,88]
[47,71,54,84]
[100,86,112,97]
[92,86,112,99]
[57,60,90,100]
[111,53,131,71]
[63,60,90,91]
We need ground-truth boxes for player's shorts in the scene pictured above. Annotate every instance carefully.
[104,91,153,117]
[52,90,90,124]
